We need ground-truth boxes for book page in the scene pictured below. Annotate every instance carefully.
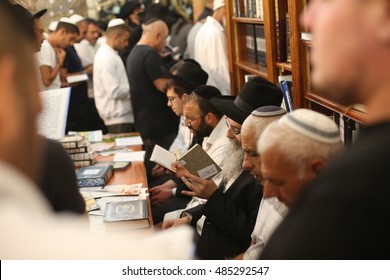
[37,87,70,140]
[150,145,177,172]
[113,151,145,162]
[66,74,88,84]
[115,136,144,146]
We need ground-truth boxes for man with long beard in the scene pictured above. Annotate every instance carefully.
[162,77,284,259]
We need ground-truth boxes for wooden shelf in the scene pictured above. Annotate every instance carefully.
[276,62,292,72]
[305,92,367,123]
[232,17,264,24]
[235,61,268,78]
[302,39,312,47]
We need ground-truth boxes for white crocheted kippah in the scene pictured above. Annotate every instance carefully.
[108,18,126,28]
[70,14,84,24]
[59,17,77,26]
[280,109,341,144]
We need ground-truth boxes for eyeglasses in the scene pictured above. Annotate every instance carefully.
[183,114,204,127]
[167,96,178,103]
[225,116,241,135]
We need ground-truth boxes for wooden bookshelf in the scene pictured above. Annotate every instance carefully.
[226,0,367,130]
[226,0,278,96]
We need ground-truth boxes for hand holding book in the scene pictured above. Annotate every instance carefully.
[150,144,221,180]
[171,161,189,179]
[181,172,219,199]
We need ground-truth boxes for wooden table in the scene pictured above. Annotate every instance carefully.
[88,142,154,235]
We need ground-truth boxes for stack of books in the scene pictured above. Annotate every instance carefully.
[59,135,97,167]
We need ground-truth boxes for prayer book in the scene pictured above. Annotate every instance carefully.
[150,144,222,180]
[76,165,113,187]
[37,87,70,140]
[66,73,88,84]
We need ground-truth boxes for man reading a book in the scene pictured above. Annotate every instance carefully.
[162,106,285,259]
[151,85,230,224]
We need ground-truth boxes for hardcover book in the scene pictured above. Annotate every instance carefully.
[76,165,113,187]
[150,144,222,180]
[281,80,294,112]
[104,199,149,224]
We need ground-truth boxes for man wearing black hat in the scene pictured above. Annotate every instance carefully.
[118,0,144,65]
[152,85,230,224]
[149,61,208,213]
[162,78,284,259]
[11,4,47,52]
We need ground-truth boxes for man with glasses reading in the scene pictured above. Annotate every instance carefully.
[152,85,229,224]
[162,78,284,259]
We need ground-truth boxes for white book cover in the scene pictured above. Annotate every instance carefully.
[37,87,70,140]
[66,73,88,84]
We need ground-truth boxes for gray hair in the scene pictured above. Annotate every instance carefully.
[258,120,344,177]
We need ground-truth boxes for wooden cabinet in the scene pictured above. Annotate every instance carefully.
[226,0,367,125]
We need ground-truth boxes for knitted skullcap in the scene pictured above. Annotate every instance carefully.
[69,14,84,24]
[280,109,341,144]
[48,21,59,32]
[108,18,126,28]
[59,17,77,26]
[251,106,286,117]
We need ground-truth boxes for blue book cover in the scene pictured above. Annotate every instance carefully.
[281,80,293,112]
[76,165,113,187]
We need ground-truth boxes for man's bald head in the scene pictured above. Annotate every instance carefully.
[139,18,168,51]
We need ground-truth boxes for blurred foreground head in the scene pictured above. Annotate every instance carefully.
[0,1,43,183]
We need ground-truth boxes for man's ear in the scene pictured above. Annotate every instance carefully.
[181,93,189,100]
[309,159,327,176]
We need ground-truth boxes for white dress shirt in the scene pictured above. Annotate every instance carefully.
[75,39,101,98]
[93,43,133,126]
[194,16,231,96]
[164,118,230,220]
[244,197,288,259]
[169,116,193,156]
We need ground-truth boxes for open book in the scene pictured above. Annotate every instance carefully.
[150,144,222,180]
[37,87,70,140]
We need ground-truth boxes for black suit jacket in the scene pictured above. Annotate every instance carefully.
[185,170,263,259]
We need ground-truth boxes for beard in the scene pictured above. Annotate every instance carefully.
[192,119,214,138]
[220,138,244,187]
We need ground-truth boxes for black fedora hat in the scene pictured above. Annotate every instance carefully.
[12,4,47,19]
[210,77,283,124]
[33,8,47,19]
[162,61,209,93]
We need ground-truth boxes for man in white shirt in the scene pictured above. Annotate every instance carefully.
[36,18,79,90]
[185,7,213,59]
[152,86,230,223]
[0,1,194,260]
[194,0,230,96]
[74,18,101,98]
[93,19,134,133]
